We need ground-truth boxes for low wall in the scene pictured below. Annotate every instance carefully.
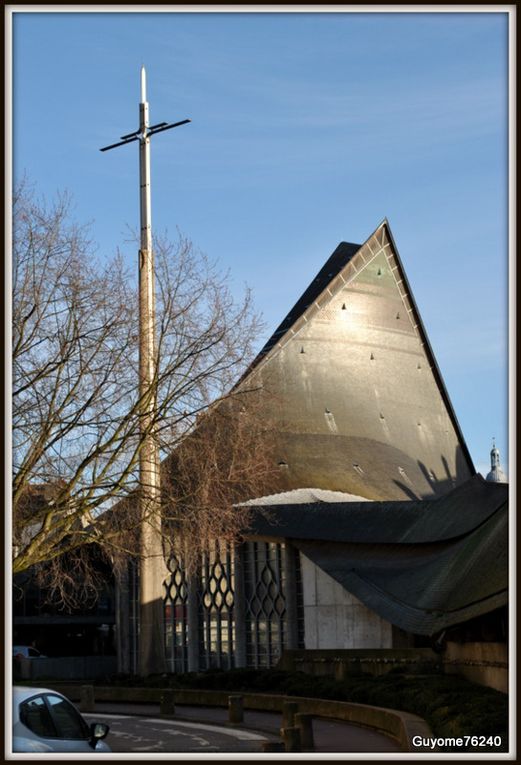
[443,642,508,694]
[17,656,117,681]
[279,646,508,693]
[279,648,441,677]
[46,683,433,752]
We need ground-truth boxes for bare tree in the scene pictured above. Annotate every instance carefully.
[160,394,277,572]
[12,181,271,587]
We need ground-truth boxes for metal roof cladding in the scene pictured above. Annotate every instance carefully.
[244,475,508,636]
[244,474,507,544]
[234,220,475,488]
[253,241,361,363]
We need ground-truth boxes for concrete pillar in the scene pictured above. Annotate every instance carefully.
[233,546,247,668]
[115,565,130,675]
[282,700,299,728]
[187,572,200,672]
[334,660,347,681]
[295,713,314,750]
[228,695,244,723]
[283,544,299,650]
[79,685,95,712]
[281,726,301,752]
[160,690,176,716]
[261,742,285,752]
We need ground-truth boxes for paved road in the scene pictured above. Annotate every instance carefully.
[84,713,271,754]
[85,703,403,754]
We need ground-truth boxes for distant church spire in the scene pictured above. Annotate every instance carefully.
[486,438,507,483]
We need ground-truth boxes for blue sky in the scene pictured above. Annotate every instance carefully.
[11,10,510,477]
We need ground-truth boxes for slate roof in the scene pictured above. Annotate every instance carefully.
[243,475,508,635]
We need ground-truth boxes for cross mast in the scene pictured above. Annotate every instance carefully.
[101,67,190,675]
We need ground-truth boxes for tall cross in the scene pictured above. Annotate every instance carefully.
[101,67,190,675]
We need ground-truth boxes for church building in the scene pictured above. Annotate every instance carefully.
[117,220,507,678]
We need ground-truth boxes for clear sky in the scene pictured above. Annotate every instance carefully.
[10,9,510,478]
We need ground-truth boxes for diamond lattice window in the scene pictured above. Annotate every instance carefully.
[243,541,286,668]
[164,552,189,673]
[198,541,235,670]
[161,540,303,672]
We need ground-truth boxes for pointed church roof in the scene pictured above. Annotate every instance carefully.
[252,241,362,366]
[237,220,475,497]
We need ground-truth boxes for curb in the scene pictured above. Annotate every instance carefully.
[46,683,434,752]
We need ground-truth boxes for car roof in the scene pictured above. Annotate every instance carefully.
[13,686,59,704]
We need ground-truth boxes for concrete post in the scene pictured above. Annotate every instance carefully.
[115,565,130,675]
[295,713,314,750]
[282,700,299,728]
[228,695,244,723]
[233,546,247,668]
[160,690,176,716]
[283,544,299,650]
[281,726,301,752]
[334,660,347,682]
[261,742,285,752]
[79,685,95,712]
[187,571,200,672]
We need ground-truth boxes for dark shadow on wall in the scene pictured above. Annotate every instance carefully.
[415,458,455,500]
[392,480,421,501]
[417,460,437,490]
[138,595,168,676]
[397,444,474,502]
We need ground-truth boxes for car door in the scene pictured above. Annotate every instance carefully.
[44,693,93,752]
[19,693,92,753]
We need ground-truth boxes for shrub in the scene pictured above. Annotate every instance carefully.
[102,667,507,751]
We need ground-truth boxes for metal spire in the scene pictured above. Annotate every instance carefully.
[100,67,190,675]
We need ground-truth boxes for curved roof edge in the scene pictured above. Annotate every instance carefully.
[246,474,507,544]
[244,474,508,636]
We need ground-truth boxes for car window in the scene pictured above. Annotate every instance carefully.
[45,694,90,740]
[28,648,40,657]
[20,696,57,738]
